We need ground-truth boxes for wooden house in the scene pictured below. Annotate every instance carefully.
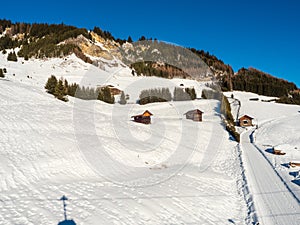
[98,84,122,95]
[272,147,286,155]
[107,85,122,95]
[289,162,300,167]
[131,110,153,124]
[184,109,203,122]
[239,115,254,127]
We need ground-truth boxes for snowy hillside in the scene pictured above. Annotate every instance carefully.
[225,91,300,225]
[1,20,299,225]
[0,55,250,224]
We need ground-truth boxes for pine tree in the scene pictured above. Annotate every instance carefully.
[54,78,68,102]
[7,51,17,62]
[0,69,4,78]
[138,36,146,41]
[119,91,127,105]
[98,87,115,104]
[201,90,207,99]
[64,79,69,95]
[45,75,58,94]
[127,36,133,43]
[188,87,197,100]
[97,88,104,102]
[174,87,187,101]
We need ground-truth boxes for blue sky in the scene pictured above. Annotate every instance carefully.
[2,0,300,86]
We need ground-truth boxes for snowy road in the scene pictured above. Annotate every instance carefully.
[241,129,300,225]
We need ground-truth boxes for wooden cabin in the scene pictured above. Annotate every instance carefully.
[289,162,300,167]
[107,85,122,95]
[239,115,254,127]
[184,109,203,122]
[98,85,122,95]
[131,110,153,124]
[272,147,286,155]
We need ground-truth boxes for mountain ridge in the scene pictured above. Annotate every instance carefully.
[1,19,299,103]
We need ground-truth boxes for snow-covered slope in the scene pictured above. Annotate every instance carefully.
[225,91,300,225]
[226,91,300,188]
[0,56,248,224]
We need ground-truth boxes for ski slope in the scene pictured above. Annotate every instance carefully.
[0,56,247,224]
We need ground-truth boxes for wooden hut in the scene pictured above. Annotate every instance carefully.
[98,85,122,95]
[131,110,153,124]
[289,162,300,167]
[107,85,122,95]
[239,115,254,127]
[184,109,203,122]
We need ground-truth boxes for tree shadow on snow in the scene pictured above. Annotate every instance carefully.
[281,163,290,168]
[291,179,300,186]
[229,135,236,141]
[289,171,299,178]
[228,219,236,224]
[265,148,274,154]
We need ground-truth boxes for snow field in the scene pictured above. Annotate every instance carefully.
[0,56,247,224]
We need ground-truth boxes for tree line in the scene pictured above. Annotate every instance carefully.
[45,75,115,104]
[131,61,190,79]
[1,19,299,106]
[0,68,4,78]
[202,89,240,142]
[138,87,196,105]
[276,91,300,105]
[222,67,297,97]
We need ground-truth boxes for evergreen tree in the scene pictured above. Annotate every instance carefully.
[97,88,104,102]
[0,69,4,78]
[119,91,127,105]
[127,36,133,43]
[138,36,146,41]
[185,87,196,100]
[45,75,58,94]
[139,87,172,104]
[174,87,189,101]
[68,83,79,97]
[64,79,69,95]
[7,51,17,61]
[98,87,114,104]
[54,78,68,101]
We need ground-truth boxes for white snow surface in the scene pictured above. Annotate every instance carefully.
[225,91,300,225]
[0,55,247,224]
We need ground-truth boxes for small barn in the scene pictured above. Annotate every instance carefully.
[131,110,153,124]
[98,85,122,95]
[184,109,203,122]
[239,115,254,127]
[107,85,122,95]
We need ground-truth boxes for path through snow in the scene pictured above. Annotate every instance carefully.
[240,129,300,225]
